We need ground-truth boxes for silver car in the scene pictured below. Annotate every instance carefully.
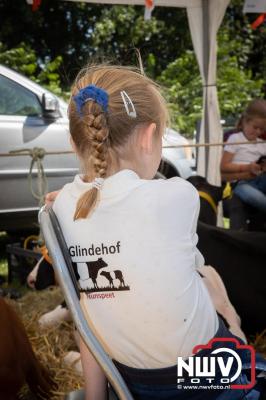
[0,65,194,232]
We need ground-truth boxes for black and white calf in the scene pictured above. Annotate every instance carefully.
[100,270,125,288]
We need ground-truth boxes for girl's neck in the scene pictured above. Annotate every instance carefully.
[105,147,144,178]
[107,160,140,178]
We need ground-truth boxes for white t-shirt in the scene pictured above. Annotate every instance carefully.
[224,131,266,164]
[53,169,218,368]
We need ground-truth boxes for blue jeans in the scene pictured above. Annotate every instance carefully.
[126,359,266,400]
[127,381,265,400]
[234,175,266,213]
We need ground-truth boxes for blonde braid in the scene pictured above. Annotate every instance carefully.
[88,114,109,178]
[74,105,109,220]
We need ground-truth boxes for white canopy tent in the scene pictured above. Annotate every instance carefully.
[187,0,230,184]
[64,0,230,185]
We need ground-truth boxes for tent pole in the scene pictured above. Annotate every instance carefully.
[202,0,210,177]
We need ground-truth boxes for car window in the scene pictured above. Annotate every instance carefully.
[0,74,42,116]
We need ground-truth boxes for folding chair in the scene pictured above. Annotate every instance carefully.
[39,205,134,400]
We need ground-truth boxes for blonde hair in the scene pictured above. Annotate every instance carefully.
[236,99,266,131]
[68,64,169,220]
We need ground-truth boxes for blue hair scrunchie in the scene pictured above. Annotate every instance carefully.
[73,84,109,116]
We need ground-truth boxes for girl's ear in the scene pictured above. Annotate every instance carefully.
[70,136,78,153]
[139,123,157,154]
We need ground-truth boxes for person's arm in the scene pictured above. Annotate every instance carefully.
[190,191,205,268]
[221,171,254,182]
[220,151,259,174]
[220,151,261,180]
[80,338,108,400]
[45,190,61,206]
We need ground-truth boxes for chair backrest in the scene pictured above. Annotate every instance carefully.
[39,206,134,400]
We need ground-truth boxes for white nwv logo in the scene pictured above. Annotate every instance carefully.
[177,348,242,383]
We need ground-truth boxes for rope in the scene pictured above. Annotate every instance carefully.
[10,147,48,206]
[163,139,266,149]
[1,140,265,157]
[0,150,73,157]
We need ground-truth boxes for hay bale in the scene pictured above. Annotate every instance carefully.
[8,287,84,400]
[250,329,266,358]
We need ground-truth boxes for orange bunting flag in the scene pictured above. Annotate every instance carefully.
[251,13,266,29]
[145,0,154,7]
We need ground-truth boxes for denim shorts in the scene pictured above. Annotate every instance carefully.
[113,317,266,400]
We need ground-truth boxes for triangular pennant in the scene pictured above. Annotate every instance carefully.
[32,0,42,11]
[251,13,266,29]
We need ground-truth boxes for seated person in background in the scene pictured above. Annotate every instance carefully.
[220,99,266,219]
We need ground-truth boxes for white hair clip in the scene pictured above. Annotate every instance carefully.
[92,177,104,190]
[120,91,137,118]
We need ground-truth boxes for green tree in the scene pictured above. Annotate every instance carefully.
[0,42,66,98]
[0,0,102,87]
[159,50,202,135]
[1,0,265,135]
[224,0,266,84]
[0,42,37,78]
[217,28,263,120]
[90,5,191,78]
[159,26,263,137]
[0,1,191,84]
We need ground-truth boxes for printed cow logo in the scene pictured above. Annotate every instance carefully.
[69,241,130,296]
[177,338,255,390]
[100,270,125,288]
[85,258,108,289]
[72,258,130,294]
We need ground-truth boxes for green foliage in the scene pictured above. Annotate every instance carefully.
[225,0,266,83]
[35,56,67,98]
[0,42,37,78]
[0,0,265,135]
[217,28,263,121]
[0,1,191,83]
[0,42,68,99]
[91,6,164,65]
[159,26,263,137]
[159,50,202,135]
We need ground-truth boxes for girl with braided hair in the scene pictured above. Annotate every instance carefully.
[52,65,265,400]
